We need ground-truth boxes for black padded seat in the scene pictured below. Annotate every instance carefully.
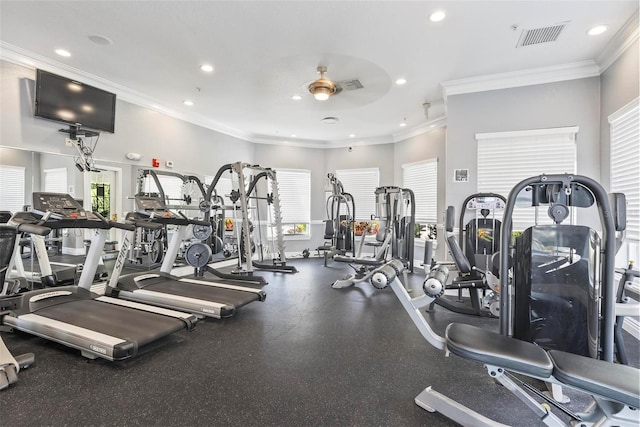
[333,255,383,266]
[548,350,640,409]
[445,323,553,378]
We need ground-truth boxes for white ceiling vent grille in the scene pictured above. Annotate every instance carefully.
[337,79,364,91]
[517,23,567,47]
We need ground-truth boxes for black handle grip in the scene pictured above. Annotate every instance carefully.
[17,223,52,236]
[130,220,164,231]
[109,221,136,231]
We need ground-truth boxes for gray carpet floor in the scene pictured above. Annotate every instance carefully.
[1,257,638,426]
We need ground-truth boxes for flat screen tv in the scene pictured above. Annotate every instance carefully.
[34,69,116,133]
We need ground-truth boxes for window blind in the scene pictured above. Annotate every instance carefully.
[610,98,639,241]
[477,127,577,231]
[205,176,233,204]
[336,168,379,220]
[0,165,26,213]
[44,168,68,193]
[402,158,438,223]
[271,169,310,224]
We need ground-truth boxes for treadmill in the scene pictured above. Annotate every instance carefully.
[1,221,49,389]
[108,195,266,319]
[3,193,198,361]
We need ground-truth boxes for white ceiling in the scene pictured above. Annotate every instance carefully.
[1,1,638,147]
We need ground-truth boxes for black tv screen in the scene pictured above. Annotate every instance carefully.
[34,69,116,133]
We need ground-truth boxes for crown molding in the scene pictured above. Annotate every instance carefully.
[393,116,447,143]
[246,133,394,149]
[441,60,601,100]
[1,41,445,149]
[0,41,251,142]
[597,9,639,74]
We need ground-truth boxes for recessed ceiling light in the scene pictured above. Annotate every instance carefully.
[200,64,214,73]
[395,78,407,85]
[587,25,607,36]
[429,11,446,22]
[55,49,71,57]
[291,134,297,138]
[291,95,302,101]
[399,123,407,127]
[349,134,355,138]
[183,100,194,106]
[88,34,113,46]
[321,117,339,124]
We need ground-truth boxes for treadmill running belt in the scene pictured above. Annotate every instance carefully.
[145,279,260,308]
[36,300,186,347]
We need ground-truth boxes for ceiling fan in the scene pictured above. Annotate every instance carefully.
[308,66,364,101]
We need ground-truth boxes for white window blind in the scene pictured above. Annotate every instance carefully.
[272,169,310,225]
[477,127,577,231]
[610,98,639,242]
[44,168,67,193]
[402,158,438,223]
[336,168,379,220]
[0,165,26,213]
[142,175,184,205]
[205,176,233,203]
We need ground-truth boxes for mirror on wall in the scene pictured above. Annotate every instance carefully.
[0,146,208,252]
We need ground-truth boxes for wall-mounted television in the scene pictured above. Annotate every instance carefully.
[34,69,116,134]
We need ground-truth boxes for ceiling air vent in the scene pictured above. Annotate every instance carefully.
[336,79,364,91]
[517,23,567,47]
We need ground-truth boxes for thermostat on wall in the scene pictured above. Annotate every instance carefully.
[166,160,174,168]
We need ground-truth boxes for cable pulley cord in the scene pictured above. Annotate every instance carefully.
[254,180,265,261]
[266,192,275,260]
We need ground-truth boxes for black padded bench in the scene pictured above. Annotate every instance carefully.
[333,255,383,266]
[445,323,640,409]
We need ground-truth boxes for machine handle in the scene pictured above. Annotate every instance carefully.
[128,219,163,231]
[109,220,136,232]
[16,223,52,236]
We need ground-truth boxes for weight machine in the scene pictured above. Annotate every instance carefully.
[317,173,356,265]
[204,162,297,283]
[331,186,415,289]
[498,175,635,364]
[432,193,506,317]
[371,258,639,427]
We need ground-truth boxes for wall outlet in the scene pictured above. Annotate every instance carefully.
[65,138,73,147]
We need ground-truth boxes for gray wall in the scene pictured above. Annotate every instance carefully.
[252,144,328,252]
[446,77,602,227]
[394,127,447,261]
[600,38,640,189]
[324,143,395,186]
[0,60,254,178]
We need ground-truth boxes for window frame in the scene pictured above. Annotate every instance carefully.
[476,126,578,232]
[335,168,380,221]
[402,158,438,224]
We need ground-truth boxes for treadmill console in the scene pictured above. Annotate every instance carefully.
[32,192,98,219]
[14,192,109,229]
[134,195,178,219]
[466,197,505,210]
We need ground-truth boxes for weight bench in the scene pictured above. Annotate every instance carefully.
[370,260,640,427]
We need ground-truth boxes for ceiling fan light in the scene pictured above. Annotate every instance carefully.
[308,66,337,101]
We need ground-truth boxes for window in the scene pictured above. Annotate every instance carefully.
[43,168,67,193]
[402,158,438,224]
[205,175,233,204]
[336,168,380,221]
[0,165,25,213]
[477,127,577,231]
[610,98,639,261]
[271,169,311,236]
[141,174,185,205]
